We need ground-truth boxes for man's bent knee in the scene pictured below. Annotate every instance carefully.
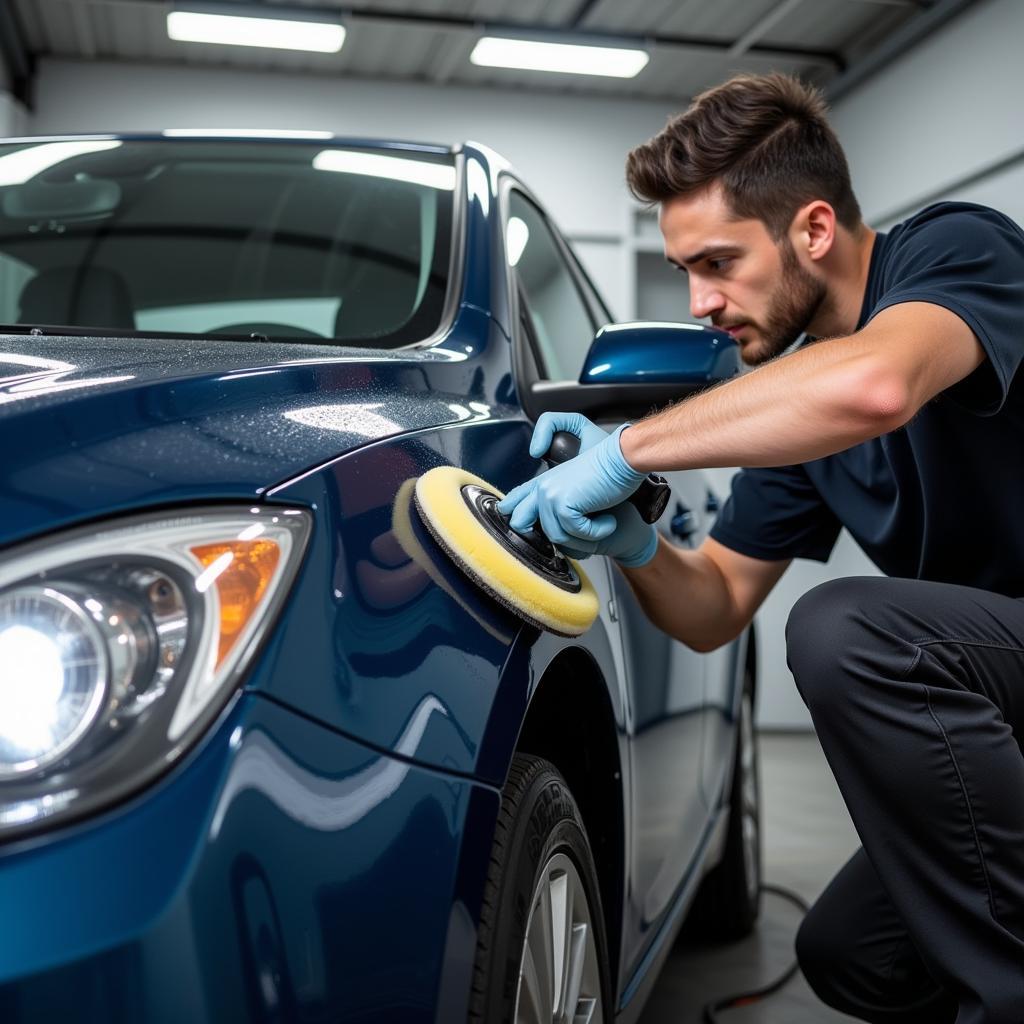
[786,577,867,702]
[785,576,908,713]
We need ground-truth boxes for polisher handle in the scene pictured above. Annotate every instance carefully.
[543,430,670,525]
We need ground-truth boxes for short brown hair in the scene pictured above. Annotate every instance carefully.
[626,72,861,238]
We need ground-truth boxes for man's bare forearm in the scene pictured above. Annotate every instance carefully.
[619,327,907,473]
[615,535,740,652]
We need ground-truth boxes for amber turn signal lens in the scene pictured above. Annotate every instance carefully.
[189,539,281,668]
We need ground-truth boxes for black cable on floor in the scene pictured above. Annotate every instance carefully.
[701,882,811,1023]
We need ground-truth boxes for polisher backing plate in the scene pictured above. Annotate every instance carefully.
[391,476,515,644]
[413,465,600,637]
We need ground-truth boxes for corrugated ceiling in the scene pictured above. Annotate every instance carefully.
[8,0,942,102]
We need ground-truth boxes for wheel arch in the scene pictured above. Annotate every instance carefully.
[514,645,626,988]
[720,619,758,807]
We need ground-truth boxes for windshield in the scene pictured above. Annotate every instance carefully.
[0,138,456,347]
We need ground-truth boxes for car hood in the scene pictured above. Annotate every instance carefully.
[0,313,508,547]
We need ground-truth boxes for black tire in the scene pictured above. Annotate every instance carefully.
[685,666,762,941]
[469,753,612,1023]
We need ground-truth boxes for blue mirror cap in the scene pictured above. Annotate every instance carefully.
[580,321,740,385]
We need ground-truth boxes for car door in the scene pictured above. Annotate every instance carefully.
[696,484,744,808]
[503,185,709,971]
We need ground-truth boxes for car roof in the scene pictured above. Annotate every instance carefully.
[0,133,518,199]
[0,132,455,154]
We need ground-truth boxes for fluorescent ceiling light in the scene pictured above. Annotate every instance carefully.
[0,140,122,186]
[312,150,455,190]
[470,36,648,78]
[162,129,334,139]
[167,10,345,53]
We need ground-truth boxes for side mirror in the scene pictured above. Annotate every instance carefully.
[529,321,739,420]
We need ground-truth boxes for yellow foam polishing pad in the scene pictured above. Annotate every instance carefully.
[391,476,515,644]
[413,465,599,637]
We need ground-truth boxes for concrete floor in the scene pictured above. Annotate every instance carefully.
[638,731,863,1023]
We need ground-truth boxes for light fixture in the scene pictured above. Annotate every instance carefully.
[470,35,649,78]
[167,4,346,54]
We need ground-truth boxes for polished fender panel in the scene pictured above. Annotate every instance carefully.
[261,416,625,786]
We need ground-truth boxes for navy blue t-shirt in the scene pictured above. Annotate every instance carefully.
[708,201,1024,596]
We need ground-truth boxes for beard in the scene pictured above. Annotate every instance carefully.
[724,240,827,366]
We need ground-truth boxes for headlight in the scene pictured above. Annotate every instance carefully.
[0,506,311,839]
[0,587,109,775]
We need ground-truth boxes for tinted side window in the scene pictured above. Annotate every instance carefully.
[508,192,595,380]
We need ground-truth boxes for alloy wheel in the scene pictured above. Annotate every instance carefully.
[514,851,604,1024]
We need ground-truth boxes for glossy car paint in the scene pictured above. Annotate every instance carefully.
[0,138,748,1022]
[0,689,501,1022]
[0,320,491,548]
[580,321,741,385]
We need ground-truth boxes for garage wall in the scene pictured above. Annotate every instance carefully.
[28,57,679,319]
[0,42,27,137]
[0,93,27,137]
[833,0,1024,230]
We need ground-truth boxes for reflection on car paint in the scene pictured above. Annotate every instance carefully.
[211,694,449,838]
[283,402,406,436]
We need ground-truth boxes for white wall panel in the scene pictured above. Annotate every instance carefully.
[832,0,1024,224]
[0,94,27,137]
[944,162,1024,229]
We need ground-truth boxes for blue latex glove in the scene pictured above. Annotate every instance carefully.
[498,411,651,552]
[558,499,659,568]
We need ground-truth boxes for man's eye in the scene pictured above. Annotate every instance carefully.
[708,257,732,271]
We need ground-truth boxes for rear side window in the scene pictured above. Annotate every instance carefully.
[508,191,596,380]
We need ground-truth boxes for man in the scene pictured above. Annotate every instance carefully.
[498,72,1024,1023]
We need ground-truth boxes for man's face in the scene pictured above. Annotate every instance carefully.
[659,184,827,365]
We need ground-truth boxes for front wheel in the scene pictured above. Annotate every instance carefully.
[469,753,612,1023]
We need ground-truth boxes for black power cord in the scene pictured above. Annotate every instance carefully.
[701,882,811,1023]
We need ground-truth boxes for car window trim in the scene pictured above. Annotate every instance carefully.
[405,149,467,351]
[499,178,546,419]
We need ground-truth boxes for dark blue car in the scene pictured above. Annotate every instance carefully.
[0,135,760,1023]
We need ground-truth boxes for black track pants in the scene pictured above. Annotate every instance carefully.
[785,576,1024,1024]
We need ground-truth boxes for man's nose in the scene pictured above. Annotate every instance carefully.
[689,281,726,320]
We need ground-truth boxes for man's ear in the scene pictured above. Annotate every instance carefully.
[792,200,836,262]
